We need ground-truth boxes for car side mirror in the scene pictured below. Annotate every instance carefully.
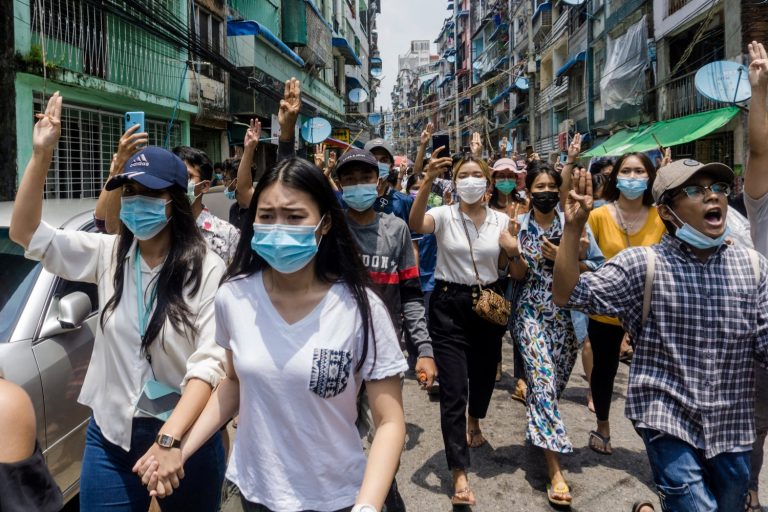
[40,292,92,338]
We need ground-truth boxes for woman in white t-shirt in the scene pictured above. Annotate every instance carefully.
[409,149,522,507]
[139,158,408,512]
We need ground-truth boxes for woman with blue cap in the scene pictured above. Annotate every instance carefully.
[10,92,227,511]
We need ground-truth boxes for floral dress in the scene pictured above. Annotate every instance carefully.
[513,213,579,453]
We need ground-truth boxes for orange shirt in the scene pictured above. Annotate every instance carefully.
[587,204,667,325]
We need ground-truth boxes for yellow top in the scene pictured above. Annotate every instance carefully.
[587,204,667,325]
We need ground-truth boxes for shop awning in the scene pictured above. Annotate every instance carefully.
[490,84,514,106]
[333,36,362,65]
[532,1,552,21]
[457,10,470,18]
[556,51,586,79]
[460,97,470,106]
[345,75,363,90]
[227,20,305,67]
[438,74,455,88]
[583,107,740,157]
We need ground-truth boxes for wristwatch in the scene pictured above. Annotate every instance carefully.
[351,505,377,512]
[155,433,181,449]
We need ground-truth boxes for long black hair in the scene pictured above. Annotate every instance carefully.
[602,152,657,206]
[226,158,376,372]
[525,161,562,191]
[100,186,207,354]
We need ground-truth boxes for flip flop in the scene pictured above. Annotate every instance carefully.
[451,487,476,506]
[632,501,655,512]
[588,430,612,455]
[746,491,762,511]
[467,429,487,448]
[547,481,572,506]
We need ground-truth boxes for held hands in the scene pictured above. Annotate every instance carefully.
[132,444,185,498]
[425,147,453,181]
[33,92,63,153]
[415,357,438,388]
[244,118,262,151]
[567,133,582,162]
[278,77,301,135]
[748,41,768,92]
[470,132,483,158]
[564,168,593,228]
[420,122,434,146]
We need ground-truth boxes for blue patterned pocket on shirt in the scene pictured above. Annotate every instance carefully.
[309,348,352,398]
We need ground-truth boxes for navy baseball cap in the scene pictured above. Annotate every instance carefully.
[334,148,379,176]
[105,146,188,191]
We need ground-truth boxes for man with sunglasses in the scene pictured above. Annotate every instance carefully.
[553,160,768,512]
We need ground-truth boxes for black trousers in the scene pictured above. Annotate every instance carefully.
[429,280,506,471]
[587,318,626,422]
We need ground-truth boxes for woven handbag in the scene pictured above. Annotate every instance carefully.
[459,209,512,326]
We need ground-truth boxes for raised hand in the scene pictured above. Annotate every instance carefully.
[660,147,672,168]
[244,118,261,151]
[499,214,521,257]
[425,147,453,181]
[420,122,434,146]
[327,150,337,174]
[567,133,581,162]
[278,77,301,131]
[314,142,326,169]
[33,92,63,152]
[564,168,593,227]
[470,132,483,158]
[114,124,149,172]
[749,41,768,91]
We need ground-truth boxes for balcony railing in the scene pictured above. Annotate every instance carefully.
[668,0,691,16]
[605,0,645,32]
[536,78,569,112]
[659,71,719,120]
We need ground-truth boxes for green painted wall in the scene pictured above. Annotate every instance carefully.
[229,0,282,36]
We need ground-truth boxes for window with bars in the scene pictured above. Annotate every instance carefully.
[193,5,225,81]
[34,95,182,199]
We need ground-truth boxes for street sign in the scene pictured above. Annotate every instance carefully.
[332,128,350,144]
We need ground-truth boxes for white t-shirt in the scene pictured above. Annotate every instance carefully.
[745,192,768,256]
[215,273,407,512]
[427,204,509,285]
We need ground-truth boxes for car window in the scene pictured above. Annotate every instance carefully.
[0,228,42,343]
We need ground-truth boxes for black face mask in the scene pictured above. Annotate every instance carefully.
[531,191,559,214]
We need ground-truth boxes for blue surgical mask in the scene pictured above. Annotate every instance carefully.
[593,199,608,208]
[250,217,325,274]
[669,208,729,249]
[120,195,171,240]
[378,162,391,178]
[224,189,236,200]
[342,184,378,212]
[215,173,223,181]
[187,180,204,203]
[616,177,648,200]
[495,179,517,194]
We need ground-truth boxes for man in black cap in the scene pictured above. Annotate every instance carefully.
[553,161,768,512]
[364,138,413,224]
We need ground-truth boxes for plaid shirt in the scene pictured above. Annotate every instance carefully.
[567,234,768,458]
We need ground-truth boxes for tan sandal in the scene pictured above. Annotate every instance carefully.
[547,481,572,506]
[451,487,476,506]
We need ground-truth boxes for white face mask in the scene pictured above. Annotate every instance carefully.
[456,177,488,204]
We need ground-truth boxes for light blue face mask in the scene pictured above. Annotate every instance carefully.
[250,217,324,274]
[616,177,648,200]
[342,184,378,212]
[224,189,236,200]
[669,208,729,249]
[495,179,517,194]
[593,199,608,208]
[120,195,171,240]
[378,162,391,178]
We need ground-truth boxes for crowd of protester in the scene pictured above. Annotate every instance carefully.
[2,41,768,512]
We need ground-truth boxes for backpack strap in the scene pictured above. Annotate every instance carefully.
[748,248,761,284]
[642,247,656,325]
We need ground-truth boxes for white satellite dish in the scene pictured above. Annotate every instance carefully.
[694,61,751,103]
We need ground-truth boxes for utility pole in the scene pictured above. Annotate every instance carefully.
[454,0,461,151]
[527,0,536,146]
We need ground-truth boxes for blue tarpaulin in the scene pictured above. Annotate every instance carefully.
[333,36,362,65]
[227,20,305,67]
[556,51,587,78]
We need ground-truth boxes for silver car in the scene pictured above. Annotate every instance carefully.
[0,199,99,505]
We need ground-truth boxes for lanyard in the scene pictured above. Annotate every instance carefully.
[134,246,158,343]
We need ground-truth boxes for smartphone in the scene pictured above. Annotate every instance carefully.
[432,134,451,157]
[546,236,561,246]
[125,111,145,135]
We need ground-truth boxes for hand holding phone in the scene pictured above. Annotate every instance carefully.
[125,112,146,148]
[432,134,450,158]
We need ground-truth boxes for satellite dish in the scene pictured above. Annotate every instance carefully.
[300,117,332,144]
[348,88,369,103]
[514,76,529,90]
[695,61,751,103]
[371,67,383,78]
[447,54,456,63]
[368,113,382,125]
[561,0,586,4]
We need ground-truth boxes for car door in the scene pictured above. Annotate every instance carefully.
[31,236,99,498]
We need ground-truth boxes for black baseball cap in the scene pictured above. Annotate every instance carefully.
[334,148,379,177]
[105,146,189,191]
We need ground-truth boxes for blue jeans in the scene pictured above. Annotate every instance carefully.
[80,417,225,511]
[639,428,751,512]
